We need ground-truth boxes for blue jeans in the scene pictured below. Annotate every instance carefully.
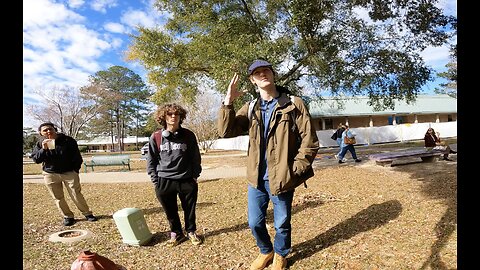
[338,144,358,160]
[248,180,294,257]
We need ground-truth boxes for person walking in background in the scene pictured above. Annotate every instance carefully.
[338,125,362,164]
[31,122,98,226]
[218,59,319,270]
[424,127,456,161]
[331,123,346,160]
[146,103,203,247]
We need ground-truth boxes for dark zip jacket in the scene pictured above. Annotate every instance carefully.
[31,133,83,173]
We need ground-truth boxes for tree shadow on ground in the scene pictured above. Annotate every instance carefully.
[389,157,457,270]
[140,194,327,246]
[202,197,327,238]
[288,200,402,267]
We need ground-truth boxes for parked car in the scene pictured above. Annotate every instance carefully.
[141,143,149,155]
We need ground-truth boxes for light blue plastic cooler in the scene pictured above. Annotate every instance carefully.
[113,207,152,246]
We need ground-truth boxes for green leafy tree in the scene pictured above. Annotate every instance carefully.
[80,66,152,151]
[23,127,39,154]
[126,0,456,110]
[434,45,457,98]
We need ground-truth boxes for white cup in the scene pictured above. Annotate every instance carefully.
[46,139,55,149]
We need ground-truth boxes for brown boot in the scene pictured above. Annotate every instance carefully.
[250,251,274,270]
[271,253,287,270]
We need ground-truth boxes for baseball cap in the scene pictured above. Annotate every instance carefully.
[247,60,272,75]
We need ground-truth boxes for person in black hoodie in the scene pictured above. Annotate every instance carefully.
[146,103,203,247]
[31,122,97,226]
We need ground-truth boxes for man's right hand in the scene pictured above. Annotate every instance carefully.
[224,73,244,105]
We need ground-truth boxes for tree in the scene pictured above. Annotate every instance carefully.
[25,86,103,138]
[126,0,456,110]
[23,127,39,154]
[80,66,152,151]
[181,90,222,152]
[434,45,457,98]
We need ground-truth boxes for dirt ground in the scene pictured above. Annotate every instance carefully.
[23,145,457,269]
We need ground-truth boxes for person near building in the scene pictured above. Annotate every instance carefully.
[331,123,346,159]
[31,122,98,226]
[424,127,456,161]
[338,125,362,164]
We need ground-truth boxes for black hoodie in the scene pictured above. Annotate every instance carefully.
[31,133,83,173]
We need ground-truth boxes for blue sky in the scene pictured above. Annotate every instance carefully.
[23,0,457,129]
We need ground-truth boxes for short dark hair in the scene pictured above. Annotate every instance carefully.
[38,122,57,132]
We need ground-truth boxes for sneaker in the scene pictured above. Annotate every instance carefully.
[355,159,362,162]
[63,217,75,226]
[334,154,338,159]
[187,232,202,245]
[250,251,274,270]
[85,214,98,222]
[271,253,287,270]
[338,160,345,164]
[166,232,185,247]
[443,157,453,161]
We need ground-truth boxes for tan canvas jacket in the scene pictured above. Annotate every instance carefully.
[218,92,319,195]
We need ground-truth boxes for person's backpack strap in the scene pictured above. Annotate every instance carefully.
[247,98,257,121]
[153,130,162,151]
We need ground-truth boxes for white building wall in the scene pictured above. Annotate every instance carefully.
[208,121,457,150]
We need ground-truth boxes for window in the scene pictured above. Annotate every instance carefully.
[324,118,333,130]
[388,116,405,125]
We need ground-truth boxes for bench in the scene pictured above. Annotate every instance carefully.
[83,154,131,173]
[368,148,448,167]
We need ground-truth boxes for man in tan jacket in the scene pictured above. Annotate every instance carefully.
[218,60,319,270]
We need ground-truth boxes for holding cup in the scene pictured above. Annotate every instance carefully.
[46,139,55,149]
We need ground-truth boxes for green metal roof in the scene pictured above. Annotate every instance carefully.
[308,94,457,117]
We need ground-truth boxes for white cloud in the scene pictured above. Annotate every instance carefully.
[420,45,452,69]
[121,9,159,29]
[104,22,126,34]
[90,0,118,13]
[437,0,457,16]
[23,0,84,28]
[67,0,85,9]
[23,0,120,128]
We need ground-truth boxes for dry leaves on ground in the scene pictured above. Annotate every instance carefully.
[23,150,456,270]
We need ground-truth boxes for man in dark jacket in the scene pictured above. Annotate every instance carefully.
[31,122,97,226]
[218,60,319,270]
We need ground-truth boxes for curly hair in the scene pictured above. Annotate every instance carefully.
[155,103,187,128]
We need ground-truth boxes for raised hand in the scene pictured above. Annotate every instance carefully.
[224,73,244,105]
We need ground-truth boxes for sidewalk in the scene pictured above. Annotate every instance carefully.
[23,143,456,184]
[22,165,247,184]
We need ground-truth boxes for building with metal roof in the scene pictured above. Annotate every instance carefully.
[308,94,457,130]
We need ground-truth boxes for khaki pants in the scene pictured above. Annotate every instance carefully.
[43,171,92,218]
